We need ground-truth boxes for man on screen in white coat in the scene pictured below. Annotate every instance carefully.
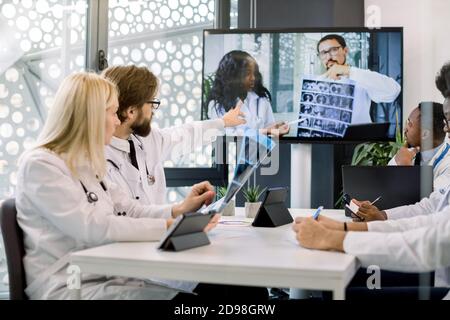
[317,34,401,124]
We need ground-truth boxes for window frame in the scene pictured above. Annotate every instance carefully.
[89,0,231,188]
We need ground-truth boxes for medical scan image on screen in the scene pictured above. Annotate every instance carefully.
[298,77,355,138]
[202,29,403,141]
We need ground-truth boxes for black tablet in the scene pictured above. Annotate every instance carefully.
[158,212,215,251]
[260,187,289,205]
[252,187,293,227]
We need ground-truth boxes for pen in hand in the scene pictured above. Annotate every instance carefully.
[370,196,382,206]
[351,197,381,221]
[312,206,324,220]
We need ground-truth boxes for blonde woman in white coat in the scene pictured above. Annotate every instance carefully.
[16,72,218,300]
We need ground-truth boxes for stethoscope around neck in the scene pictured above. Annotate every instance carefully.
[80,179,107,203]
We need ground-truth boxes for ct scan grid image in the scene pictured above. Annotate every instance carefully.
[297,77,355,138]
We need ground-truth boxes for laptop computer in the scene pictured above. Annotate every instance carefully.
[342,165,433,211]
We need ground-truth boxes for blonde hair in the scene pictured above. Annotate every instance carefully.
[36,72,118,178]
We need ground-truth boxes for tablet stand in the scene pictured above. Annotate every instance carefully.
[252,202,293,227]
[162,232,210,252]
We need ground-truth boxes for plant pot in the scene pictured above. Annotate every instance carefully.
[245,201,262,219]
[222,199,235,216]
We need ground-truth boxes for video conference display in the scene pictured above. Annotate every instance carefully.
[202,28,403,142]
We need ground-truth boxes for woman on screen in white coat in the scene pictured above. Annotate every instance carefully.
[16,72,219,300]
[206,50,289,136]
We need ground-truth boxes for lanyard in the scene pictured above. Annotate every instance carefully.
[433,143,450,169]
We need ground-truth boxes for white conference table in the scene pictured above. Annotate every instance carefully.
[70,208,359,300]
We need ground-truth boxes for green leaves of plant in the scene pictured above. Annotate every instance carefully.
[243,185,266,203]
[216,186,228,200]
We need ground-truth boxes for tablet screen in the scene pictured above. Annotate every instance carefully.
[158,213,214,250]
[200,131,275,214]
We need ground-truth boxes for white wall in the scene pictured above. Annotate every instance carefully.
[365,0,450,120]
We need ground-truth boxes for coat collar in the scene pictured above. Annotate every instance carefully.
[109,134,144,154]
[428,141,449,164]
[109,136,130,153]
[423,142,446,164]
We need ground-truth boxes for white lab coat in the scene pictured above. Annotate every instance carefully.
[346,179,450,288]
[208,91,275,135]
[343,67,401,124]
[384,185,450,221]
[388,142,450,191]
[105,119,225,207]
[343,208,450,298]
[16,148,183,300]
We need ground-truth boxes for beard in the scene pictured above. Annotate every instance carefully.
[131,111,152,137]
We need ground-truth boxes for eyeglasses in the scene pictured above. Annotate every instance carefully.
[317,46,342,59]
[147,98,160,109]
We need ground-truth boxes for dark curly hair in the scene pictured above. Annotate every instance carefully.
[207,50,271,114]
[436,61,450,98]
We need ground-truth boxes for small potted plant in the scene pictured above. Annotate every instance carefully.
[216,186,235,216]
[243,185,266,219]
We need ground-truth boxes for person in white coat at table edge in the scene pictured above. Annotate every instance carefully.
[102,65,246,212]
[15,72,220,300]
[293,61,450,299]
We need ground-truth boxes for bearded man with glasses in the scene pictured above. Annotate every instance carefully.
[316,34,401,124]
